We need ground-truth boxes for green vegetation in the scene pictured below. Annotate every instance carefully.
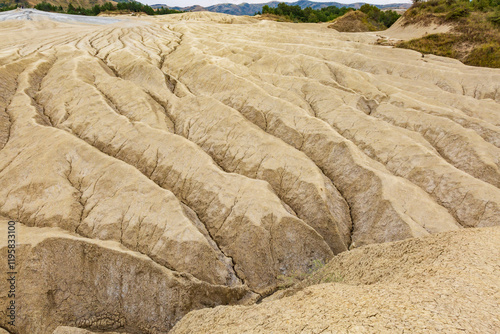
[260,3,352,23]
[329,9,388,31]
[33,1,182,16]
[397,0,500,68]
[359,3,401,27]
[258,2,400,28]
[466,42,500,66]
[0,4,17,11]
[397,32,458,58]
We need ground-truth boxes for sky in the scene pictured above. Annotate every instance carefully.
[142,0,411,9]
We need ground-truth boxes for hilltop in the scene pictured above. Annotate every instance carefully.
[328,10,386,31]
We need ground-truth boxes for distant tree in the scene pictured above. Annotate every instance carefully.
[308,12,319,22]
[90,4,100,14]
[100,2,115,11]
[360,4,382,21]
[67,3,76,13]
[381,10,400,27]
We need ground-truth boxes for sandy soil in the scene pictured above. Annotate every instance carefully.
[376,16,453,41]
[0,9,498,334]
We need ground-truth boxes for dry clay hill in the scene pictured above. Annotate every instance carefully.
[0,8,499,334]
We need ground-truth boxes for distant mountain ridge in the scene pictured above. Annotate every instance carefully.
[150,1,411,16]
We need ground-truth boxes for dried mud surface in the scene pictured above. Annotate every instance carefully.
[0,9,499,334]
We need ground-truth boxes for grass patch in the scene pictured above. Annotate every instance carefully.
[398,33,458,58]
[445,4,470,20]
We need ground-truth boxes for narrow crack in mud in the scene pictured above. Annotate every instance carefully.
[0,9,499,334]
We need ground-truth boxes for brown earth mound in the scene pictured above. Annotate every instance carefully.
[328,10,385,32]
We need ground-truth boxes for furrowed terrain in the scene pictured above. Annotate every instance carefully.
[0,8,499,334]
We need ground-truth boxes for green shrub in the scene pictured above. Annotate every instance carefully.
[261,2,400,26]
[489,10,500,25]
[0,4,19,11]
[472,0,490,11]
[434,4,447,13]
[465,42,500,66]
[35,2,63,12]
[446,5,471,19]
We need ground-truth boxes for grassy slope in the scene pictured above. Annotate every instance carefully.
[396,0,500,68]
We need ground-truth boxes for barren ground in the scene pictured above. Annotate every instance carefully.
[0,9,499,334]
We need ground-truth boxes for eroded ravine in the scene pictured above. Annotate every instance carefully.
[0,10,499,334]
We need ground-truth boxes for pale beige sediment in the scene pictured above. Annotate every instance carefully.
[0,52,333,294]
[165,29,463,245]
[0,221,252,334]
[163,21,499,230]
[44,44,353,255]
[0,59,240,287]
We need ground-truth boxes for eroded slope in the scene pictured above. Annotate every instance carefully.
[0,220,252,333]
[0,9,499,334]
[171,226,500,333]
